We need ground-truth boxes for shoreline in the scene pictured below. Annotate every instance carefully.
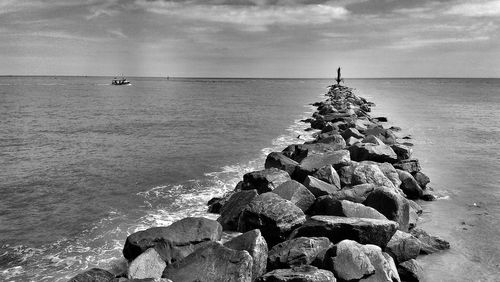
[69,83,450,282]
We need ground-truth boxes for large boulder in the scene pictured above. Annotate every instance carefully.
[309,199,387,220]
[272,180,315,213]
[265,152,299,176]
[128,248,166,280]
[309,184,376,211]
[304,176,340,197]
[242,168,291,194]
[224,229,268,281]
[397,259,424,282]
[162,242,252,282]
[123,217,222,262]
[332,240,375,280]
[293,150,351,182]
[341,128,365,140]
[312,165,341,189]
[397,170,423,199]
[364,127,397,145]
[348,137,398,163]
[351,162,396,189]
[363,187,411,232]
[359,245,400,282]
[68,268,115,282]
[267,237,332,270]
[385,230,420,263]
[366,162,402,190]
[409,228,450,254]
[412,171,430,189]
[289,216,398,248]
[394,159,421,174]
[218,190,259,231]
[391,144,412,161]
[314,134,346,148]
[282,143,345,163]
[256,265,336,282]
[237,192,306,246]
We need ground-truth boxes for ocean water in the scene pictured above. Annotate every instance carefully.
[1,77,499,281]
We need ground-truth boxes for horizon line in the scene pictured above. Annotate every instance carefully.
[0,75,499,79]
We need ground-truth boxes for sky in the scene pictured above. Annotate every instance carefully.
[0,0,499,77]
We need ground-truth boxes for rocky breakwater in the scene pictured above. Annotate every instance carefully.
[69,84,449,282]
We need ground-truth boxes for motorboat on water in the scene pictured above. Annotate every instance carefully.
[112,77,131,85]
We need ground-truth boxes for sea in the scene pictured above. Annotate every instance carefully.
[0,77,499,281]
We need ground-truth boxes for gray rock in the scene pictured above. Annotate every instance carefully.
[257,265,336,282]
[410,228,450,254]
[397,259,424,282]
[341,128,365,140]
[315,134,346,148]
[123,217,222,262]
[113,279,172,282]
[345,136,361,147]
[68,268,115,282]
[364,127,397,145]
[238,192,306,246]
[304,176,340,197]
[367,162,402,190]
[308,199,386,220]
[218,190,259,231]
[397,170,423,199]
[268,237,332,270]
[348,138,398,163]
[289,216,398,248]
[360,246,401,282]
[352,162,396,189]
[385,230,421,263]
[163,242,252,282]
[242,168,291,194]
[265,152,299,176]
[333,240,375,280]
[363,187,411,232]
[412,171,430,189]
[312,165,341,189]
[394,159,421,174]
[128,248,166,280]
[293,150,351,182]
[224,229,268,281]
[391,144,412,161]
[282,143,345,163]
[272,180,315,213]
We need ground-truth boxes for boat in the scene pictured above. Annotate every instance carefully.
[112,77,131,85]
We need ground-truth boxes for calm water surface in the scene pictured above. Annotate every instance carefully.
[1,77,499,281]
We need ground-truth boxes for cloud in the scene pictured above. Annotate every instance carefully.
[135,0,349,28]
[445,0,500,17]
[390,36,490,49]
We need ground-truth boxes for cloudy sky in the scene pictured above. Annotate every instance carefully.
[1,0,499,77]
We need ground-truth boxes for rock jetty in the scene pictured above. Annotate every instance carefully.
[69,84,449,282]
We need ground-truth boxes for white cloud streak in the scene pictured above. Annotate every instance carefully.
[446,0,500,17]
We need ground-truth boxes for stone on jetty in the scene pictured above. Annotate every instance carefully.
[312,164,341,189]
[397,170,424,199]
[363,187,410,231]
[282,143,345,163]
[385,230,421,263]
[311,199,387,220]
[391,143,412,160]
[224,229,268,281]
[242,168,291,194]
[312,184,376,207]
[257,265,336,282]
[351,162,397,189]
[237,192,306,246]
[68,268,115,282]
[364,127,397,145]
[394,159,421,174]
[123,217,222,262]
[272,180,315,213]
[304,176,340,197]
[333,240,375,281]
[265,152,299,176]
[348,138,398,163]
[359,245,400,282]
[289,215,398,248]
[341,127,365,140]
[413,171,430,188]
[162,241,252,282]
[293,150,350,182]
[346,136,361,146]
[127,248,166,279]
[397,259,424,282]
[267,237,332,270]
[218,189,258,231]
[113,279,172,282]
[410,228,450,254]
